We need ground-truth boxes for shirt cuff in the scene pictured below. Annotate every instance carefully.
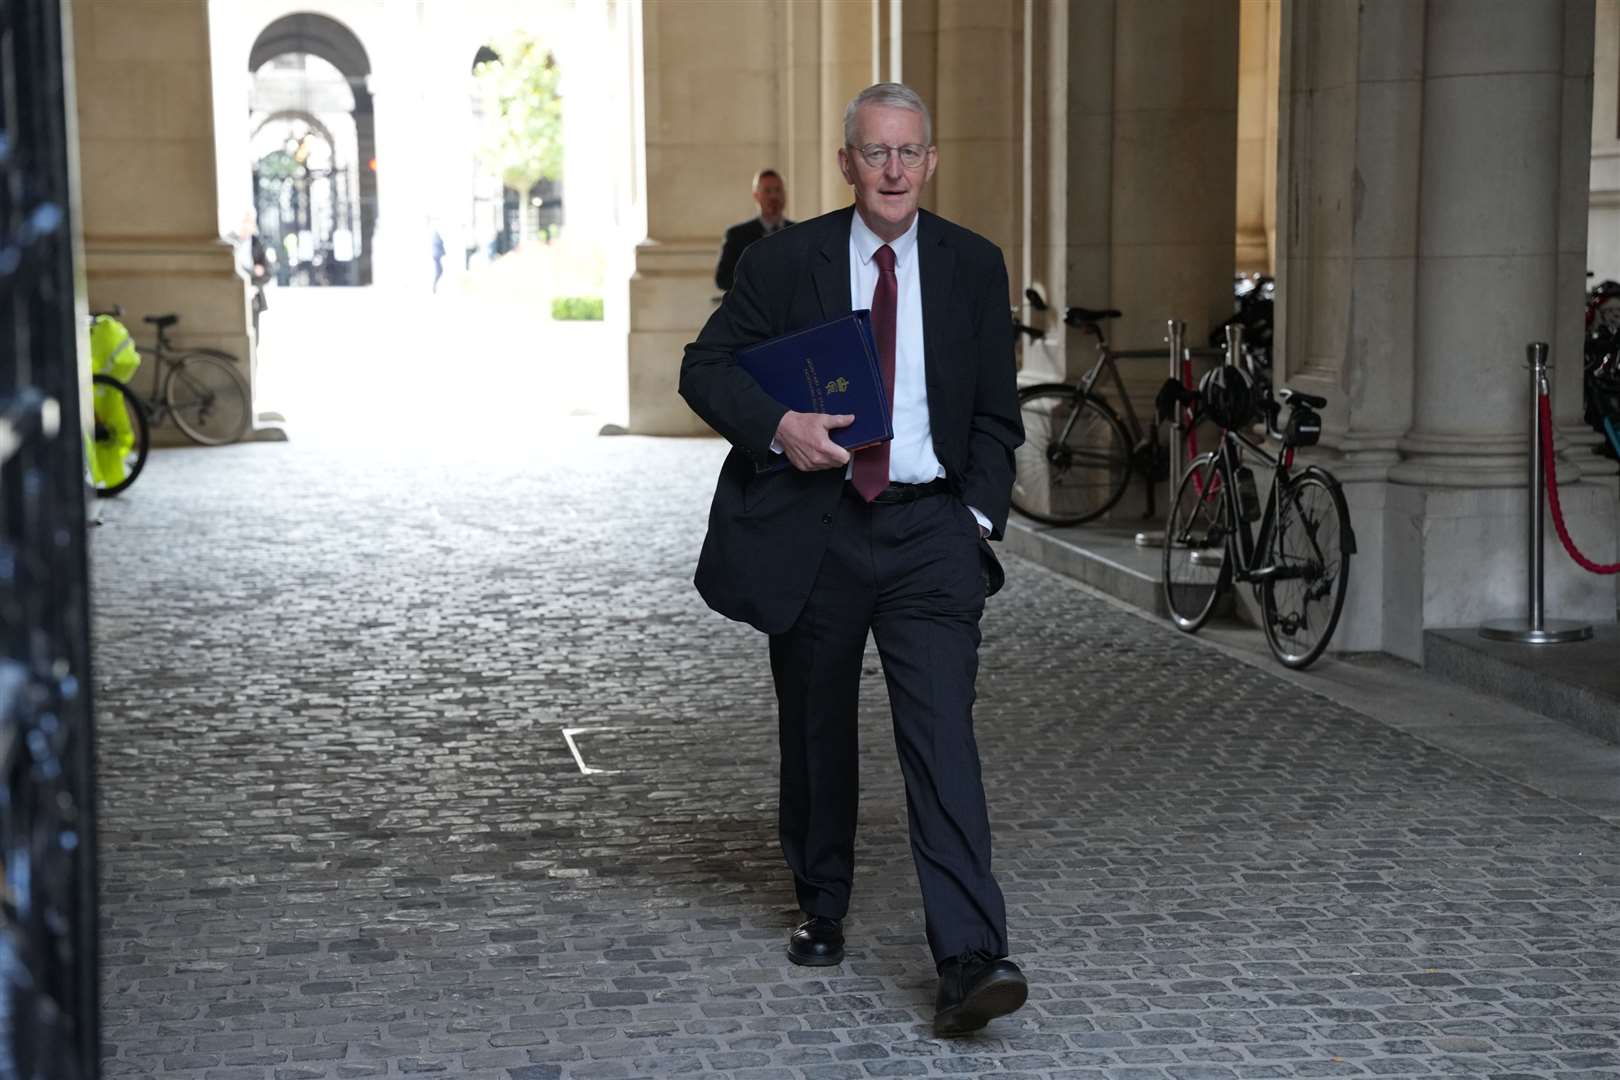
[770,438,783,455]
[967,505,990,537]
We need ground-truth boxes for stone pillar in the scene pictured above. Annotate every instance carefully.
[1019,0,1067,383]
[1235,0,1279,274]
[72,0,256,440]
[1593,0,1620,282]
[1274,0,1426,654]
[1279,0,1612,658]
[899,0,939,214]
[627,0,814,434]
[1063,0,1116,369]
[817,0,878,214]
[932,0,1023,283]
[1393,0,1571,487]
[1108,0,1238,358]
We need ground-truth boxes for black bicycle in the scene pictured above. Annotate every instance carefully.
[1161,365,1356,669]
[1012,289,1167,526]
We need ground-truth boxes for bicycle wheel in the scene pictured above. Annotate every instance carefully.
[89,374,150,497]
[1011,384,1132,526]
[164,352,249,445]
[1260,467,1352,669]
[1163,452,1231,631]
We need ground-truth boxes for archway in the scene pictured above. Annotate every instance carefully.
[248,13,376,285]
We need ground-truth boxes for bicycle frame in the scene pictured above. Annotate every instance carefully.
[1065,324,1155,449]
[1196,427,1313,586]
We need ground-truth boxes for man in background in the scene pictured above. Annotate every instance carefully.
[714,168,793,293]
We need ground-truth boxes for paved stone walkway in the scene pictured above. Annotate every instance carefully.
[92,431,1620,1079]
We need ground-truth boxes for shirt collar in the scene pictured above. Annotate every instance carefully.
[850,208,919,268]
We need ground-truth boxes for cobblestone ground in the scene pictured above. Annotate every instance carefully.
[92,430,1620,1080]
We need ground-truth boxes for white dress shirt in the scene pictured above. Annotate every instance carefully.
[770,210,989,536]
[848,212,990,535]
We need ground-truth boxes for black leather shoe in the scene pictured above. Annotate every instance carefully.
[934,950,1028,1036]
[786,915,844,967]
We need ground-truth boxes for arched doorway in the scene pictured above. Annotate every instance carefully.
[248,13,376,285]
[250,104,358,286]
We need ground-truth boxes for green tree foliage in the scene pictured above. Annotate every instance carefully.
[473,35,563,196]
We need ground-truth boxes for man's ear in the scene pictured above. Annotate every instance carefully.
[837,147,856,187]
[923,146,938,186]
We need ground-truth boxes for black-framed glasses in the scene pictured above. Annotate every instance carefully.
[851,143,929,170]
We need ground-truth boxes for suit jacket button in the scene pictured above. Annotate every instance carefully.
[821,513,833,525]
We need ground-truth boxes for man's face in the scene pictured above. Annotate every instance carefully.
[754,175,786,220]
[837,103,937,240]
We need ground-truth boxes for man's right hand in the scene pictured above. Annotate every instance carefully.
[775,411,854,471]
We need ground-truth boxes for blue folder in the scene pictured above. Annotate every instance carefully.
[736,310,892,467]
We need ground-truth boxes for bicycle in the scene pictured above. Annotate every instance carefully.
[1011,288,1168,526]
[86,369,149,495]
[126,310,250,446]
[1160,364,1356,669]
[86,310,149,497]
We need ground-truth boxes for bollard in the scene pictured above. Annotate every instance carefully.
[1478,343,1593,644]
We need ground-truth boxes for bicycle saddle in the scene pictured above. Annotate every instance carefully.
[143,313,179,329]
[1277,387,1327,409]
[1064,305,1122,324]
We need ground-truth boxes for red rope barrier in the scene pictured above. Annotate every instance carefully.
[1182,355,1198,460]
[1537,391,1620,575]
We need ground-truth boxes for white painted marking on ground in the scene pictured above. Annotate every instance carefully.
[562,726,620,775]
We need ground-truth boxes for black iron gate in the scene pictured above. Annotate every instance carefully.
[0,0,102,1076]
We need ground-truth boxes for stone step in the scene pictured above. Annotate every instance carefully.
[1002,517,1170,616]
[1003,515,1251,623]
[1423,625,1620,746]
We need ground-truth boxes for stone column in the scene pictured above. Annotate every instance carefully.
[1235,0,1279,274]
[1273,0,1426,654]
[817,0,878,214]
[1063,0,1115,369]
[1593,0,1620,282]
[1393,0,1571,487]
[899,0,939,214]
[1108,0,1239,359]
[1019,0,1067,383]
[627,0,817,434]
[73,0,256,443]
[932,0,1023,282]
[1384,0,1609,647]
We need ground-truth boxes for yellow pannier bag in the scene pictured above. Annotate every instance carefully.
[88,314,141,486]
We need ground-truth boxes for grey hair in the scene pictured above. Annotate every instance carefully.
[842,82,933,147]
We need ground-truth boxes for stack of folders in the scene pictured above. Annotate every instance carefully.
[736,310,893,471]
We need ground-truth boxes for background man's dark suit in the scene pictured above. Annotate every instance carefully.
[684,205,1020,634]
[714,217,792,293]
[680,203,1023,965]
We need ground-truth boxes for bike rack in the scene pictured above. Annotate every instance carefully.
[1478,342,1593,644]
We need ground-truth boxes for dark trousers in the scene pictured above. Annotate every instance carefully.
[769,486,1008,965]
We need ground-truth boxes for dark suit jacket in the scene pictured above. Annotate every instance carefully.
[714,217,793,292]
[680,205,1024,635]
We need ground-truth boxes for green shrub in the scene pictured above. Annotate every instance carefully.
[551,296,604,321]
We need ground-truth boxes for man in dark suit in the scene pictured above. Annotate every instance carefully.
[679,82,1027,1036]
[714,169,792,292]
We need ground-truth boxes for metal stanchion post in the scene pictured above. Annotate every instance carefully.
[1479,342,1593,644]
[1225,321,1244,372]
[1133,318,1183,548]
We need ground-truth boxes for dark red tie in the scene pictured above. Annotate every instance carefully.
[852,243,897,501]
